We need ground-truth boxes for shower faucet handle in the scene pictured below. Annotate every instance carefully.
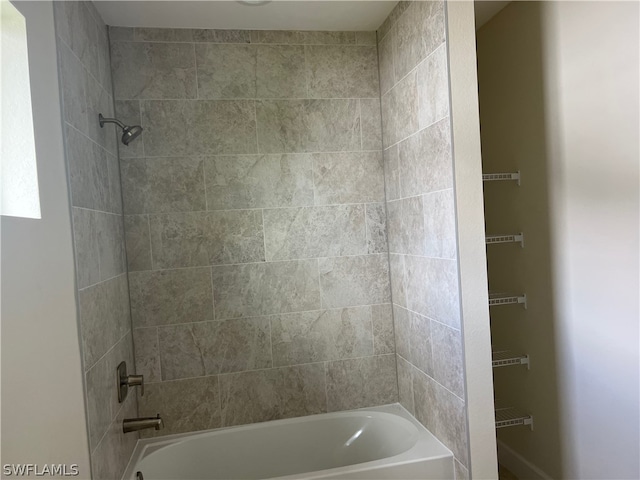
[117,361,144,403]
[125,374,144,396]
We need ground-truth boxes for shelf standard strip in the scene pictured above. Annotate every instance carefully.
[488,293,527,309]
[486,233,524,247]
[492,351,530,369]
[482,171,521,185]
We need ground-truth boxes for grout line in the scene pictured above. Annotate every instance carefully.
[156,326,162,382]
[358,99,363,151]
[120,202,387,216]
[143,353,396,385]
[130,303,393,329]
[317,258,324,309]
[110,38,377,47]
[193,43,199,99]
[127,252,390,275]
[210,267,216,322]
[202,160,209,211]
[78,271,127,293]
[114,149,383,160]
[113,96,381,102]
[260,209,268,262]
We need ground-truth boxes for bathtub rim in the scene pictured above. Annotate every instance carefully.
[122,403,453,480]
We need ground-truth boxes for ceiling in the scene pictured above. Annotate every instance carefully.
[94,1,398,31]
[474,1,510,29]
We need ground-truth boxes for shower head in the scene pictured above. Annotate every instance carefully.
[99,113,143,146]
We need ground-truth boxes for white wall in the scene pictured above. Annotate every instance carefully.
[542,2,639,479]
[1,1,91,477]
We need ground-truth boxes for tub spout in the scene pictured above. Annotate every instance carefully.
[123,414,164,433]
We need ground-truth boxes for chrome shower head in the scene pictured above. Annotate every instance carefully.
[99,113,143,146]
[122,125,143,145]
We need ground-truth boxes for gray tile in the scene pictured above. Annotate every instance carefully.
[455,459,470,480]
[388,253,407,308]
[431,321,464,397]
[256,45,306,98]
[129,268,213,328]
[398,117,452,198]
[387,196,425,255]
[108,26,134,42]
[133,327,161,383]
[361,98,383,150]
[302,31,356,45]
[134,28,194,42]
[366,203,388,254]
[312,151,384,205]
[319,254,391,308]
[263,205,366,261]
[271,307,374,366]
[383,145,400,201]
[95,211,126,281]
[393,0,445,80]
[356,31,377,46]
[193,29,251,43]
[220,364,326,427]
[148,210,265,268]
[381,70,418,147]
[57,41,88,134]
[72,208,100,289]
[256,99,360,154]
[372,304,394,354]
[412,365,437,432]
[86,334,136,453]
[141,100,257,156]
[84,72,117,155]
[396,354,414,415]
[417,43,449,129]
[85,353,112,450]
[413,369,468,466]
[405,255,461,329]
[158,318,272,380]
[212,260,321,319]
[326,355,397,411]
[79,274,130,369]
[96,23,112,92]
[305,45,378,98]
[113,100,144,158]
[423,188,457,259]
[124,215,152,272]
[111,42,197,99]
[196,44,257,99]
[393,305,411,360]
[138,376,221,437]
[377,27,395,95]
[90,390,138,479]
[411,311,433,376]
[121,157,206,214]
[204,154,313,210]
[54,1,99,81]
[377,1,411,42]
[250,30,305,45]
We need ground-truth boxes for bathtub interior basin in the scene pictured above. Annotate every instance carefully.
[124,404,454,480]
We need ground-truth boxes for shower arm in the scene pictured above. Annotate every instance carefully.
[99,113,126,129]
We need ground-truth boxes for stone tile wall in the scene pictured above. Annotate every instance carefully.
[377,2,470,477]
[53,2,137,479]
[108,27,397,438]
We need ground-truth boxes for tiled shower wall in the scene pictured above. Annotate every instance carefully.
[108,26,398,436]
[377,2,470,478]
[53,2,137,479]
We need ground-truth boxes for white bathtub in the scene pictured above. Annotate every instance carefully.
[123,404,454,480]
